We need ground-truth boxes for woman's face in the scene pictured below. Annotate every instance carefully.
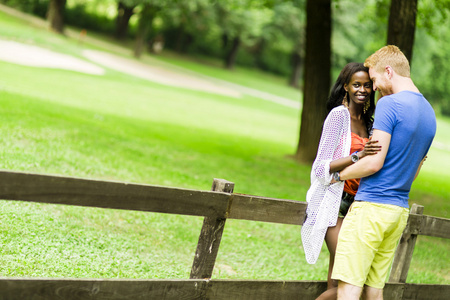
[344,71,372,106]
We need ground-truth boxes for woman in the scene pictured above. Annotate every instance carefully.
[300,62,380,299]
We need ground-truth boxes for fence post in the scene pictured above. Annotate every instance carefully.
[389,203,424,283]
[190,178,234,279]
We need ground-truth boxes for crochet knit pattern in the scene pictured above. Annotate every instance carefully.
[301,105,351,264]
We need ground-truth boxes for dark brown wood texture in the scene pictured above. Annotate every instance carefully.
[0,171,230,218]
[190,179,235,279]
[229,194,306,225]
[296,0,331,163]
[387,0,418,62]
[389,204,423,283]
[0,171,306,224]
[0,279,448,300]
[419,215,450,239]
[400,213,450,239]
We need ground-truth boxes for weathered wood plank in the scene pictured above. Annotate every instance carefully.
[0,278,327,300]
[389,204,423,283]
[403,283,450,300]
[406,213,423,235]
[0,278,208,300]
[420,215,450,239]
[190,179,234,279]
[0,171,230,218]
[228,194,306,225]
[383,283,405,300]
[0,171,309,225]
[206,280,327,300]
[1,279,445,300]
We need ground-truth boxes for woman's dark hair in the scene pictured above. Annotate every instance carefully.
[326,62,375,133]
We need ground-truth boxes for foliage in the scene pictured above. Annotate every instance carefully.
[267,1,304,52]
[413,24,450,115]
[331,0,386,76]
[158,0,216,52]
[417,0,450,38]
[250,1,304,75]
[410,0,450,115]
[65,2,116,34]
[0,0,49,17]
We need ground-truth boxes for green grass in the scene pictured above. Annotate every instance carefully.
[0,7,449,284]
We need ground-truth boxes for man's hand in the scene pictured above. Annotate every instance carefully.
[359,137,382,158]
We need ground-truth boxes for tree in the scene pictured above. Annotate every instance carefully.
[414,0,450,116]
[386,0,418,63]
[47,0,66,34]
[267,1,305,87]
[115,1,137,40]
[132,0,171,58]
[134,3,158,58]
[214,0,272,69]
[295,0,331,163]
[155,0,214,54]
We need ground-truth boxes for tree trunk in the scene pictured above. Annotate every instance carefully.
[253,39,266,70]
[289,50,302,88]
[387,0,418,63]
[225,36,241,70]
[46,0,66,34]
[221,33,229,49]
[295,0,331,163]
[134,4,156,58]
[115,1,135,40]
[174,27,194,53]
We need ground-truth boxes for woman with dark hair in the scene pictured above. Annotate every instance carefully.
[301,62,380,300]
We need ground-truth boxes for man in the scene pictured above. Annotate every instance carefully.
[330,45,436,299]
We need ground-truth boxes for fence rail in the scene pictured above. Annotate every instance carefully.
[0,278,449,300]
[0,170,448,299]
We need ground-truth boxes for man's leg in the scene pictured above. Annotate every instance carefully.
[332,202,375,291]
[362,285,383,300]
[337,281,362,300]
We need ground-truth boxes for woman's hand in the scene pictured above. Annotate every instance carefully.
[359,138,382,158]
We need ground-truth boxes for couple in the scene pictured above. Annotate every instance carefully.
[301,45,436,300]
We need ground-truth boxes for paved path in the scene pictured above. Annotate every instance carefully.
[0,3,300,109]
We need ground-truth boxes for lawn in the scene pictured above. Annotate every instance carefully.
[0,7,448,284]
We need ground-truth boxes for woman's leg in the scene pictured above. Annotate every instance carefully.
[325,217,343,288]
[316,217,344,300]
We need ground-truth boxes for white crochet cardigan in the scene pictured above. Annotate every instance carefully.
[301,105,351,264]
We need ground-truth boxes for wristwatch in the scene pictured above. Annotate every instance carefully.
[351,151,359,163]
[333,172,343,182]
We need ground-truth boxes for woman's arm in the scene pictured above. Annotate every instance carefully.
[311,109,346,183]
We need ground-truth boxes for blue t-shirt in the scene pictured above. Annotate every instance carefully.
[355,91,436,208]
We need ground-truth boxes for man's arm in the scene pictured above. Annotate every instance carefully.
[339,129,392,181]
[414,155,427,181]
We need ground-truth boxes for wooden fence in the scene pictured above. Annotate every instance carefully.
[0,170,448,299]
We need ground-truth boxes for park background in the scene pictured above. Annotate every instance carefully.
[0,0,449,285]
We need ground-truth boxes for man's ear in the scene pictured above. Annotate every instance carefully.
[385,65,394,79]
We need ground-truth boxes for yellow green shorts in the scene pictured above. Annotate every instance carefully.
[331,201,409,289]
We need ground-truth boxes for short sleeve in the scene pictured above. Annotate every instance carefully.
[373,97,397,134]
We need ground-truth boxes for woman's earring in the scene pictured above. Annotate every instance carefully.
[342,92,349,108]
[364,100,370,114]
